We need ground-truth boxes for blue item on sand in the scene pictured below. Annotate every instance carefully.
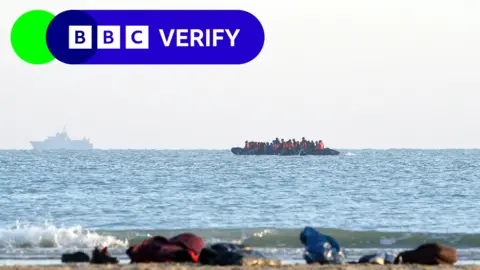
[299,226,345,264]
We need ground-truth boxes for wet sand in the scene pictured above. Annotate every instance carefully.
[0,264,479,270]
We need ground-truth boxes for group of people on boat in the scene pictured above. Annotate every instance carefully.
[244,137,325,154]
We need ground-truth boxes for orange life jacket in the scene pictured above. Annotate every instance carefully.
[188,250,199,263]
[163,250,198,263]
[320,142,325,150]
[246,143,250,149]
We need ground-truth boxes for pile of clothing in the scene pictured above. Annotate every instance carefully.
[299,226,457,265]
[126,233,282,266]
[61,227,458,266]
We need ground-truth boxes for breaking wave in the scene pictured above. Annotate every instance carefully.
[0,221,128,249]
[2,222,480,250]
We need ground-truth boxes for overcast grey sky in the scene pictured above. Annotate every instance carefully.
[1,0,479,149]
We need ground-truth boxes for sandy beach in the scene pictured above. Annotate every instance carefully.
[1,265,480,270]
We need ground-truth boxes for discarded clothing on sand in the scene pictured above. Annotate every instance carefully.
[300,226,345,264]
[356,252,396,264]
[199,242,282,266]
[394,243,457,265]
[61,247,118,264]
[61,251,90,263]
[126,233,204,263]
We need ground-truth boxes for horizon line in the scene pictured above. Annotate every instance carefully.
[0,147,480,151]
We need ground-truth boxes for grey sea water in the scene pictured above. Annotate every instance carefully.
[0,149,479,265]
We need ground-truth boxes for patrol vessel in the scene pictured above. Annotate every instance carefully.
[30,127,93,150]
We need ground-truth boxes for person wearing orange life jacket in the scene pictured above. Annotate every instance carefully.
[301,137,308,149]
[288,140,293,150]
[245,141,250,149]
[292,139,298,150]
[300,137,308,149]
[319,140,325,150]
[281,139,288,150]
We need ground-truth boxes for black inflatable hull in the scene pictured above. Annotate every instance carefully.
[230,147,340,156]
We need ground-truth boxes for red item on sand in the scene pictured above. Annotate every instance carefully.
[127,233,204,263]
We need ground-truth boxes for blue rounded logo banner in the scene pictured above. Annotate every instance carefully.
[46,10,265,65]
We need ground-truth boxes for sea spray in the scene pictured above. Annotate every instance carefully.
[3,222,480,249]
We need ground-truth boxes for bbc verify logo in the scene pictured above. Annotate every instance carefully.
[69,25,150,49]
[11,9,264,65]
[69,25,240,49]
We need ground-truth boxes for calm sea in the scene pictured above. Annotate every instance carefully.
[0,149,479,265]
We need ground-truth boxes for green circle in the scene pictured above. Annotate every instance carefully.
[11,10,55,64]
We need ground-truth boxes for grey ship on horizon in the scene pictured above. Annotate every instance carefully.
[30,127,93,150]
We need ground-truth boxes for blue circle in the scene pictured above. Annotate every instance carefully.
[46,10,97,64]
